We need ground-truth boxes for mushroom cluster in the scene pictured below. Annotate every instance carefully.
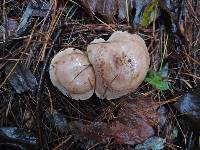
[49,31,150,100]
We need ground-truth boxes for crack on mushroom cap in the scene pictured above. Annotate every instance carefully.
[87,31,150,100]
[49,48,95,100]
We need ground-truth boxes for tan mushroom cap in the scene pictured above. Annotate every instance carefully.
[87,31,150,100]
[49,48,95,100]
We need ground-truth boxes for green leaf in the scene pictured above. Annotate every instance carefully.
[145,70,169,91]
[140,0,159,28]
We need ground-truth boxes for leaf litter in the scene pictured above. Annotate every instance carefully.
[0,127,38,150]
[174,89,200,131]
[1,0,200,149]
[69,97,160,145]
[134,136,166,150]
[5,63,38,94]
[79,0,135,22]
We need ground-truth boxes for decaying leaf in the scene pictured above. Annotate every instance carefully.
[0,18,18,39]
[0,127,38,150]
[140,0,159,28]
[174,90,200,131]
[119,97,160,127]
[78,0,134,22]
[134,136,166,150]
[70,119,154,145]
[16,1,52,36]
[5,63,38,94]
[157,106,169,128]
[31,1,52,17]
[45,109,68,134]
[133,0,151,25]
[69,97,160,145]
[160,63,169,78]
[16,2,33,36]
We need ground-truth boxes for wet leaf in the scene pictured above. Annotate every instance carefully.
[16,2,33,36]
[0,127,37,144]
[119,97,160,127]
[0,127,38,150]
[157,106,169,128]
[31,1,52,17]
[69,97,160,145]
[134,136,166,150]
[145,70,169,91]
[140,0,159,28]
[0,18,18,39]
[5,63,38,94]
[78,0,134,22]
[70,119,154,145]
[174,90,200,130]
[133,0,151,25]
[160,63,169,78]
[45,109,68,134]
[159,0,179,20]
[16,1,52,36]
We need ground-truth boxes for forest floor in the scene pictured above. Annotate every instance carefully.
[0,0,200,150]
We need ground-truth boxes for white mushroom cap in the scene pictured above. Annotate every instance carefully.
[87,31,150,100]
[49,48,95,100]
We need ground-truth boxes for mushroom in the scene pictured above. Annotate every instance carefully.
[87,31,150,100]
[49,48,95,100]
